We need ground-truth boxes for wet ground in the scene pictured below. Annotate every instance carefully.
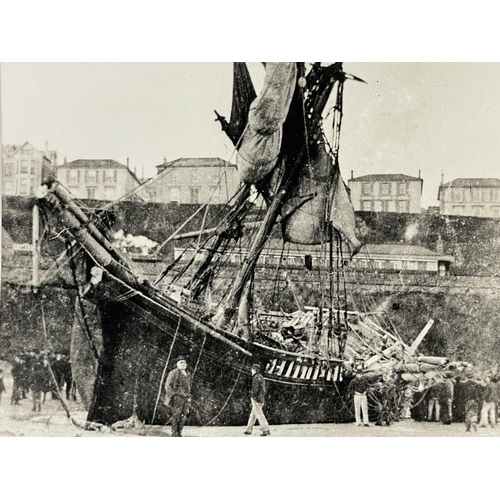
[1,376,499,437]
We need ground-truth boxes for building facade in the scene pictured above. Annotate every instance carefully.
[438,178,500,218]
[2,142,57,197]
[348,173,423,214]
[57,159,143,201]
[144,157,239,204]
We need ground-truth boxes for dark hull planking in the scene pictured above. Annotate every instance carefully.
[84,283,352,426]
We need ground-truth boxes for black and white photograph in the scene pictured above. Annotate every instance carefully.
[2,59,499,440]
[1,4,498,498]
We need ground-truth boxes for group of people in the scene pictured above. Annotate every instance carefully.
[7,350,75,412]
[163,356,270,437]
[347,368,500,431]
[410,372,500,431]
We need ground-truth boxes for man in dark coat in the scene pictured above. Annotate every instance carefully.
[10,356,23,405]
[164,355,192,437]
[244,363,270,436]
[30,354,49,412]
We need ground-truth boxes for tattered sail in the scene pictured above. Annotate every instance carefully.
[236,62,297,184]
[215,62,257,146]
[329,169,362,255]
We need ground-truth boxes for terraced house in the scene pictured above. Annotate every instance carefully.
[348,173,423,214]
[56,159,143,201]
[2,141,57,196]
[438,178,500,218]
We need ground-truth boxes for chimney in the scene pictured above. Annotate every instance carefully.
[64,156,67,164]
[418,169,421,178]
[45,140,49,152]
[351,170,354,180]
[127,157,130,168]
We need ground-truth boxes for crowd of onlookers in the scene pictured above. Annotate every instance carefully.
[6,350,76,412]
[412,371,500,431]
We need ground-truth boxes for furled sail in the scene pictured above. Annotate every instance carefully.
[281,139,362,255]
[329,168,362,255]
[236,62,297,184]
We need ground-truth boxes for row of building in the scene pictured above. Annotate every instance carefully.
[3,142,500,218]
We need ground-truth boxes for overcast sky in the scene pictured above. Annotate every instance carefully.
[2,62,500,207]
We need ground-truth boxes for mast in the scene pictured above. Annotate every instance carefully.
[214,63,352,332]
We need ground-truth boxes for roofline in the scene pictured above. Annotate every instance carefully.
[156,157,238,170]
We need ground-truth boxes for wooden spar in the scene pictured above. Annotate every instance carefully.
[151,203,207,254]
[408,319,434,355]
[364,319,434,368]
[171,220,263,241]
[50,182,131,269]
[216,180,291,328]
[51,198,140,287]
[188,184,252,298]
[364,344,402,368]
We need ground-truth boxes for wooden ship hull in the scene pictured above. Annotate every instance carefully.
[81,280,349,426]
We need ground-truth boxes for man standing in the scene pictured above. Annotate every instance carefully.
[164,355,192,437]
[479,377,499,428]
[439,375,454,425]
[244,364,271,436]
[348,373,372,427]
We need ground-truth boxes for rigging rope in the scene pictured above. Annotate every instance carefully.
[202,368,243,426]
[37,292,86,429]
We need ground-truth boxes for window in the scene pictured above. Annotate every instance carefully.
[397,200,409,213]
[171,171,179,184]
[361,201,372,211]
[105,169,117,184]
[30,185,36,195]
[397,182,407,195]
[20,160,29,173]
[452,205,463,214]
[19,179,29,195]
[85,169,97,184]
[67,170,80,183]
[148,189,157,200]
[31,160,37,174]
[4,162,13,176]
[451,189,463,202]
[87,188,96,199]
[471,205,483,216]
[417,262,427,271]
[481,189,490,202]
[381,200,390,211]
[362,182,373,195]
[170,187,180,202]
[4,181,15,194]
[492,207,500,217]
[190,187,200,204]
[471,188,481,202]
[380,183,391,195]
[492,189,500,202]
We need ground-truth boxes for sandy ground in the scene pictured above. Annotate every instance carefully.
[1,375,499,437]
